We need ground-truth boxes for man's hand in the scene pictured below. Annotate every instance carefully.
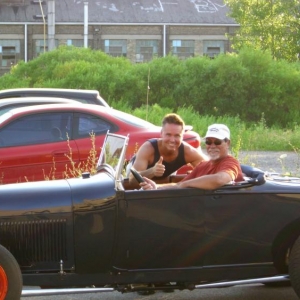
[140,177,157,190]
[153,156,165,177]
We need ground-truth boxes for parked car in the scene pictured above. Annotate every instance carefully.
[0,88,110,108]
[0,97,79,116]
[0,104,201,184]
[1,133,300,299]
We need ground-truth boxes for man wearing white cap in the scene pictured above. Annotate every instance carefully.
[140,124,244,190]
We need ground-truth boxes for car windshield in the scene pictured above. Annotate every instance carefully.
[96,133,129,190]
[111,109,156,128]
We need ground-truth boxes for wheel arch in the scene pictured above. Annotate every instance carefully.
[272,218,300,273]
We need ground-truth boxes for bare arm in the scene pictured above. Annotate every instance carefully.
[177,171,232,190]
[140,171,232,190]
[129,142,165,184]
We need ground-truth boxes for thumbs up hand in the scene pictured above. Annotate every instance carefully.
[153,156,165,177]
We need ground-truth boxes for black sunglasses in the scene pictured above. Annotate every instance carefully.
[205,138,227,146]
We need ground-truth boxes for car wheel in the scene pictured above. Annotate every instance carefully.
[0,244,22,300]
[290,235,300,298]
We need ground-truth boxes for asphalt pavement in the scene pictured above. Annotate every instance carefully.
[22,284,298,300]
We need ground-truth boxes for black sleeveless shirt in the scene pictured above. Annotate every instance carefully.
[147,139,186,179]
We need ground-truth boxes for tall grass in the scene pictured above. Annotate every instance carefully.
[113,102,300,152]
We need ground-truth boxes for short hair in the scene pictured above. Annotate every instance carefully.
[162,113,185,129]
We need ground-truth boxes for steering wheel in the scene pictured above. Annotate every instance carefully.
[130,168,145,183]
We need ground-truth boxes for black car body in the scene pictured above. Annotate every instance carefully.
[0,88,110,108]
[1,133,300,299]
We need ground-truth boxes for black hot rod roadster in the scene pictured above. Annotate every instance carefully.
[0,133,300,299]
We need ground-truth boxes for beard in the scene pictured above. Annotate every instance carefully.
[208,150,220,161]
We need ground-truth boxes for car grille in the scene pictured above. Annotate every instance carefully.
[0,219,68,266]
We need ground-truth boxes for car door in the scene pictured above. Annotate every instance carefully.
[202,189,300,267]
[113,188,206,270]
[0,112,79,184]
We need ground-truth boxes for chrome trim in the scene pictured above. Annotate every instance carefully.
[195,275,289,289]
[21,275,290,297]
[22,287,114,297]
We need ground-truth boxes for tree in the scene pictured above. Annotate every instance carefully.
[225,0,300,61]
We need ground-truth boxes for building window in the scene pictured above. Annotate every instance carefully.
[34,40,58,57]
[203,41,225,58]
[171,40,194,59]
[104,40,127,57]
[136,40,158,63]
[0,40,20,68]
[66,40,84,47]
[35,40,48,57]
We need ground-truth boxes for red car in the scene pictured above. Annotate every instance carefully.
[0,104,201,184]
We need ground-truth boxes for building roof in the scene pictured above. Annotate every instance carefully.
[0,0,237,25]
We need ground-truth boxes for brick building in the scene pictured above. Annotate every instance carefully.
[0,0,238,75]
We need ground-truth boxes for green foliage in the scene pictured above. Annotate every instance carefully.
[145,55,186,108]
[235,48,300,126]
[112,102,300,152]
[2,46,300,177]
[178,55,216,114]
[0,70,30,89]
[1,46,300,129]
[201,53,250,117]
[225,0,300,61]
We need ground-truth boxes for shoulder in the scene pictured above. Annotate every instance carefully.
[220,156,242,174]
[136,139,157,154]
[224,155,239,164]
[217,155,240,167]
[148,138,157,145]
[221,156,243,181]
[144,138,159,149]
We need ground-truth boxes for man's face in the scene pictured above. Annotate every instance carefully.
[205,137,230,161]
[161,123,183,152]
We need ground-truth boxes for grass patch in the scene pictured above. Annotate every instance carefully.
[113,102,300,152]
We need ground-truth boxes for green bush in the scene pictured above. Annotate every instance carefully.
[1,45,300,129]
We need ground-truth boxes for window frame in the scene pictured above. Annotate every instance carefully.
[104,39,127,57]
[171,40,195,59]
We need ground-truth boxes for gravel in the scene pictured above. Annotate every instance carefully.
[237,151,300,176]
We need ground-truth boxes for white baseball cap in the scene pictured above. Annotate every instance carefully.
[204,124,230,140]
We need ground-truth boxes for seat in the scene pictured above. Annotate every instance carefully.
[241,164,265,178]
[51,127,63,141]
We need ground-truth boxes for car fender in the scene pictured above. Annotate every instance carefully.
[67,172,118,273]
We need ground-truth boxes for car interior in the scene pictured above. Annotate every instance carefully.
[97,133,267,192]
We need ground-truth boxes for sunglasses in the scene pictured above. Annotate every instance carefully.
[205,138,227,146]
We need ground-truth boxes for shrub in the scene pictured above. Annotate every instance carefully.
[1,46,300,128]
